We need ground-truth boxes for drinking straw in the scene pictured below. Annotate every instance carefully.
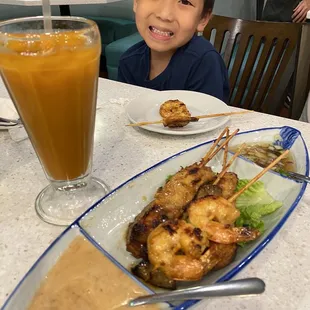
[42,0,52,32]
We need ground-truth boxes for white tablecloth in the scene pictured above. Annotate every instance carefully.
[1,78,310,310]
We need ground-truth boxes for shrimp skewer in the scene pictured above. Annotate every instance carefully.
[134,135,288,286]
[188,150,290,245]
[147,220,220,281]
[146,219,240,283]
[146,150,244,284]
[126,127,238,259]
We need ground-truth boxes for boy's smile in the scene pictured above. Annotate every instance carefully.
[149,26,174,41]
[134,0,210,55]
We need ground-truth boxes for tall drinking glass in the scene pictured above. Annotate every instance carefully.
[0,16,109,226]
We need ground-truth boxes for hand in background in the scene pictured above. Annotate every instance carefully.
[292,0,310,23]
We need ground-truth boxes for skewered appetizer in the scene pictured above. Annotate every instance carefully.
[159,99,198,128]
[127,101,251,128]
[126,127,287,289]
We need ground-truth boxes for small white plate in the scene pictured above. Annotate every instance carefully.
[0,98,19,130]
[126,90,230,135]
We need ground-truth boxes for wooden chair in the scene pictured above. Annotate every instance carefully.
[203,15,310,119]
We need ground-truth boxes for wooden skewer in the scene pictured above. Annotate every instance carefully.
[200,128,240,167]
[126,111,252,127]
[228,149,290,203]
[223,129,230,168]
[213,143,246,185]
[199,127,229,166]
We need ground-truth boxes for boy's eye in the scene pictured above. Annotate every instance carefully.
[179,0,194,6]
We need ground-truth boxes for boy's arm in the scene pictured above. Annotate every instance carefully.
[186,51,230,103]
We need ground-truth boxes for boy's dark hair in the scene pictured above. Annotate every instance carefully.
[202,0,215,16]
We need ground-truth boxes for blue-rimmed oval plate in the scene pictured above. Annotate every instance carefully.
[2,126,309,310]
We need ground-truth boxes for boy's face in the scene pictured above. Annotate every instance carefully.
[133,0,210,54]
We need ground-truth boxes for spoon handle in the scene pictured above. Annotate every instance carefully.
[0,117,21,125]
[129,278,265,307]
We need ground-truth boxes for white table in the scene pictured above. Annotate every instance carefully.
[1,78,310,309]
[0,0,123,16]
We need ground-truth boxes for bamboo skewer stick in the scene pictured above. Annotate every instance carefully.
[199,127,229,166]
[200,128,240,167]
[223,129,230,168]
[126,111,252,127]
[213,143,246,185]
[228,150,290,203]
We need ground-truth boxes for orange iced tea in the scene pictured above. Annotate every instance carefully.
[0,31,101,180]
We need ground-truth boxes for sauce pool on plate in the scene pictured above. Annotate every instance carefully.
[230,142,295,173]
[27,236,163,310]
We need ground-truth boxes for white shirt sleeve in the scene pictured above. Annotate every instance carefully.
[299,91,310,123]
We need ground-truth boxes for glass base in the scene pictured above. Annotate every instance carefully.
[35,177,110,226]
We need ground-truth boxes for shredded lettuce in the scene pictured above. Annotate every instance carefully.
[235,179,283,234]
[166,175,173,182]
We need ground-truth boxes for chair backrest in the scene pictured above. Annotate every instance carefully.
[203,15,310,119]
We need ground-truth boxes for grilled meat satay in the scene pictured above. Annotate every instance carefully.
[132,260,176,290]
[195,171,238,200]
[218,172,238,199]
[126,164,215,259]
[160,100,194,128]
[163,116,199,128]
[209,242,237,271]
[155,164,215,218]
[126,201,168,259]
[196,184,223,199]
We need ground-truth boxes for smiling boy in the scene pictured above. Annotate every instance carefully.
[118,0,229,103]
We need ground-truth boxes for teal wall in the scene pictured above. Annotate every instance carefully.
[0,4,60,19]
[0,0,256,21]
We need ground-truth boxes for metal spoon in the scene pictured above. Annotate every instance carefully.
[128,278,265,307]
[0,116,22,125]
[0,117,22,128]
[0,117,22,124]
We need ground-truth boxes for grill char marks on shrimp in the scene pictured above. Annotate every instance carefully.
[126,164,215,259]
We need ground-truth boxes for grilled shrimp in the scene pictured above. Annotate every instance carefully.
[126,164,215,258]
[201,221,261,244]
[188,196,240,227]
[188,196,260,244]
[147,220,210,281]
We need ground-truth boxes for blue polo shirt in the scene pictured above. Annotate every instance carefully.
[118,35,230,103]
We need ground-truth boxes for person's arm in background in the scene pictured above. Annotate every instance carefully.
[292,0,310,22]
